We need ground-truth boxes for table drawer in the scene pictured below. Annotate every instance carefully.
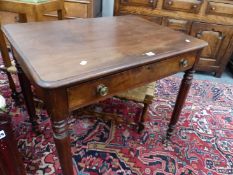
[67,52,197,110]
[120,0,158,8]
[163,0,203,14]
[206,1,233,17]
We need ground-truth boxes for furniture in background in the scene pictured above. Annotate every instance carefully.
[0,96,26,175]
[0,0,102,23]
[116,82,155,132]
[114,0,233,77]
[0,0,65,22]
[44,0,102,19]
[3,16,207,175]
[0,0,65,128]
[78,82,156,133]
[0,21,18,100]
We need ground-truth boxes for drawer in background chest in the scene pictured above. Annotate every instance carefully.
[120,0,158,8]
[163,0,203,14]
[206,1,233,17]
[67,52,197,110]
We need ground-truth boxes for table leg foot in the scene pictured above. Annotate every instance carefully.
[11,90,21,105]
[166,124,176,140]
[166,70,194,140]
[52,119,73,175]
[137,123,144,133]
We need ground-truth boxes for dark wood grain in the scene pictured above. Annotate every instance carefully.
[4,16,207,175]
[3,16,207,89]
[45,88,73,175]
[114,0,233,77]
[67,52,197,110]
[14,58,38,132]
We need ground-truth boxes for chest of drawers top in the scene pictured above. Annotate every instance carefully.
[117,0,233,25]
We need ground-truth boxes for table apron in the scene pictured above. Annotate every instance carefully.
[67,51,196,111]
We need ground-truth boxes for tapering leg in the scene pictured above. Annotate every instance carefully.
[0,26,19,101]
[52,119,73,175]
[15,61,38,130]
[46,89,73,175]
[166,70,194,140]
[138,95,153,133]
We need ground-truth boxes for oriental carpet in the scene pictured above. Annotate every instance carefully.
[0,68,233,175]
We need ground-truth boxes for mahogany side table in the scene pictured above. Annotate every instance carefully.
[2,16,208,175]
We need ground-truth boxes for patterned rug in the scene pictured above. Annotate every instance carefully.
[1,69,233,175]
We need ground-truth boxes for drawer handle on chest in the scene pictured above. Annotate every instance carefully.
[167,0,173,5]
[192,4,198,9]
[97,84,109,96]
[180,59,189,68]
[210,6,216,11]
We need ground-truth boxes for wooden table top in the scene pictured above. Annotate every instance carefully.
[3,16,207,89]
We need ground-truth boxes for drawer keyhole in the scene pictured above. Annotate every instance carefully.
[180,59,188,68]
[97,84,109,96]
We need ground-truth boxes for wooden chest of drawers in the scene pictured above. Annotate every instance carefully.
[114,0,233,77]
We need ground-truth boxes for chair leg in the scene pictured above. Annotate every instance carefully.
[137,95,153,133]
[0,28,19,102]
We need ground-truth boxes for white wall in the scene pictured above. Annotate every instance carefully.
[102,0,114,17]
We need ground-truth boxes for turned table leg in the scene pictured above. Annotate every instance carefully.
[46,89,73,175]
[0,27,19,101]
[166,69,194,140]
[15,61,38,130]
[52,119,73,175]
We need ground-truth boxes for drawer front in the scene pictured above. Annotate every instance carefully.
[163,18,192,33]
[120,0,158,8]
[206,1,233,17]
[67,52,196,110]
[141,15,163,25]
[163,0,203,14]
[65,2,88,18]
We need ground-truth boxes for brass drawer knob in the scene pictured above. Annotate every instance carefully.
[211,6,216,11]
[168,0,173,5]
[192,4,198,9]
[97,84,108,96]
[180,59,188,68]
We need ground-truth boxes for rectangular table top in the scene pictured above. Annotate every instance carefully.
[3,16,207,89]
